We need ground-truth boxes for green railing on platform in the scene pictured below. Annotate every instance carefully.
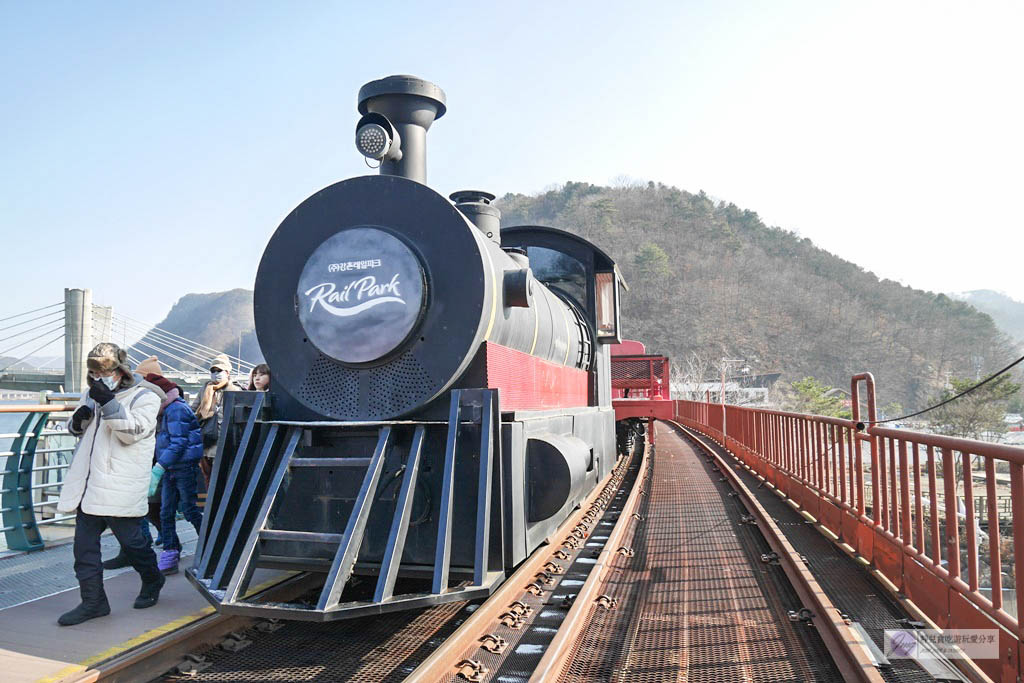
[0,403,75,551]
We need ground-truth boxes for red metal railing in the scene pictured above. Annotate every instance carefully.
[675,375,1024,682]
[610,354,669,399]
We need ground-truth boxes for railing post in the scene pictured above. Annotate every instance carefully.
[1,412,49,551]
[851,373,877,524]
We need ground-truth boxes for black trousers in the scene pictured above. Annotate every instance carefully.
[73,509,160,583]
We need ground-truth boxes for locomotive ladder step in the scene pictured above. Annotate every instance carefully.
[193,389,508,620]
[289,457,371,468]
[259,530,345,543]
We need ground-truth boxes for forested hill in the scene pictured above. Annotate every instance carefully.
[145,289,262,371]
[147,183,1012,408]
[953,290,1024,345]
[497,182,1015,407]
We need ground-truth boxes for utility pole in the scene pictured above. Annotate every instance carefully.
[720,358,746,405]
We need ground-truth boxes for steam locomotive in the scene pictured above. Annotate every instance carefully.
[187,75,629,620]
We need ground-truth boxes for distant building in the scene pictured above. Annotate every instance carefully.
[672,381,770,407]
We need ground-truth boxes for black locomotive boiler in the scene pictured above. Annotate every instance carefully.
[187,75,629,620]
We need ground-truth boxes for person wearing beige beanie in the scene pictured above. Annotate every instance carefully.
[134,355,162,378]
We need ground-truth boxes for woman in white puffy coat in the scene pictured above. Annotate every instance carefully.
[55,343,167,626]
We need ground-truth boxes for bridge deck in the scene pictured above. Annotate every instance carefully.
[550,421,844,681]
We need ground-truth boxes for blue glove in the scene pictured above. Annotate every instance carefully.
[149,464,165,497]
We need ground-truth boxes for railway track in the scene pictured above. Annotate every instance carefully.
[63,441,638,683]
[68,421,925,682]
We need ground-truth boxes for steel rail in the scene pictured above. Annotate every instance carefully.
[672,420,885,683]
[527,430,651,682]
[404,448,638,682]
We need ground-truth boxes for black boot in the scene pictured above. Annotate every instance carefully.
[134,572,165,609]
[58,575,110,626]
[101,551,131,570]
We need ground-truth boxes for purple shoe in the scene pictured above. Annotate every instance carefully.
[158,549,180,575]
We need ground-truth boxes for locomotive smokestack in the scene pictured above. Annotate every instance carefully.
[450,190,501,243]
[356,75,446,184]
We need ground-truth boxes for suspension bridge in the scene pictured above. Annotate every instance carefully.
[0,288,258,395]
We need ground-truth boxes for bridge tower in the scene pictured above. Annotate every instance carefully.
[63,288,92,393]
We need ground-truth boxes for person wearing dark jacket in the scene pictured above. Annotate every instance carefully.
[146,373,204,574]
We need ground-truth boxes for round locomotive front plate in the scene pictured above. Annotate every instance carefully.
[296,227,426,364]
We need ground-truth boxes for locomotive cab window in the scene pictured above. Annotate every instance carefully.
[595,271,620,342]
[526,246,587,308]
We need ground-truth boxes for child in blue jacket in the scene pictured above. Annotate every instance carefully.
[145,374,204,574]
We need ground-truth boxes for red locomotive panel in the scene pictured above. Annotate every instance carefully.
[483,341,589,410]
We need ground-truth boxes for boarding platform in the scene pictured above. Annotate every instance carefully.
[0,522,220,683]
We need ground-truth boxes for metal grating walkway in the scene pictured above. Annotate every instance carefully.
[555,421,842,682]
[681,426,935,683]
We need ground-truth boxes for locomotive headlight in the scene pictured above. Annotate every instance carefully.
[355,113,402,162]
[356,123,390,158]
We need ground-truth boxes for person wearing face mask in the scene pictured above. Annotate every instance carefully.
[191,353,240,486]
[247,363,271,391]
[55,343,166,626]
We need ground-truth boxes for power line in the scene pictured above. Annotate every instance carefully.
[0,302,62,324]
[0,308,64,334]
[867,354,1024,425]
[0,333,66,373]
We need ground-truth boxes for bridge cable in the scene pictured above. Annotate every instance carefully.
[0,333,66,374]
[109,315,256,373]
[113,317,231,368]
[112,312,255,369]
[864,353,1024,425]
[0,308,64,334]
[113,311,238,360]
[127,337,211,373]
[103,311,257,375]
[0,302,63,325]
[0,323,66,359]
[0,314,67,344]
[114,325,222,373]
[112,317,236,373]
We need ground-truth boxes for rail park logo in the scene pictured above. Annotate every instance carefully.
[297,226,425,364]
[304,274,405,317]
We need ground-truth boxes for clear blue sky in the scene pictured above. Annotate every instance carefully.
[2,1,1022,358]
